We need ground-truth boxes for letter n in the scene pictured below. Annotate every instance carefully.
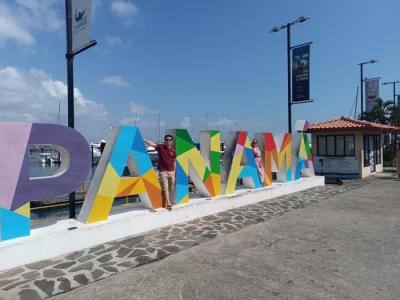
[167,129,220,204]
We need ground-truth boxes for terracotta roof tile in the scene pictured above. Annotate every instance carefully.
[308,117,400,132]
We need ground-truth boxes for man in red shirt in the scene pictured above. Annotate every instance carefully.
[145,135,176,209]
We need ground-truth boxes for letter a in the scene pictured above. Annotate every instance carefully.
[79,126,162,224]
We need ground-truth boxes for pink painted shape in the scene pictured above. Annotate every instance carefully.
[234,144,244,157]
[0,122,32,209]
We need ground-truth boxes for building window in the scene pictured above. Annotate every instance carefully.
[317,136,327,156]
[336,136,345,156]
[317,135,355,157]
[363,134,382,167]
[345,136,355,156]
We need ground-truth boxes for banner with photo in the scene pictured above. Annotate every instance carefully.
[292,45,310,102]
[365,78,379,112]
[71,0,92,53]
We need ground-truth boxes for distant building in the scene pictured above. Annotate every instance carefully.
[307,117,400,179]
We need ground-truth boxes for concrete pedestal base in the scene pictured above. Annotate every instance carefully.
[0,176,324,271]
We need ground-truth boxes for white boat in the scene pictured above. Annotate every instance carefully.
[90,140,106,164]
[39,153,52,164]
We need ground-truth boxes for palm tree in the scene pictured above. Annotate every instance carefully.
[361,98,393,124]
[386,105,400,127]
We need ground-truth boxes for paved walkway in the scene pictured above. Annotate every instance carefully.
[0,176,380,299]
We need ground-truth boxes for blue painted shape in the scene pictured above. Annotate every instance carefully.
[176,162,189,202]
[295,160,304,180]
[0,208,30,241]
[238,147,262,188]
[110,126,137,176]
[286,166,292,181]
[240,167,262,188]
[131,128,152,174]
[176,183,189,203]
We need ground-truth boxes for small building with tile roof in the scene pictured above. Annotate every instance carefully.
[307,117,400,178]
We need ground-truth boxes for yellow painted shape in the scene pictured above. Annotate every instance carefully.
[14,202,30,218]
[87,194,115,223]
[143,169,161,189]
[97,165,121,197]
[179,194,189,204]
[226,154,243,194]
[244,136,252,148]
[211,173,221,195]
[178,147,208,178]
[278,142,291,171]
[117,177,146,197]
[210,133,220,151]
[299,137,306,159]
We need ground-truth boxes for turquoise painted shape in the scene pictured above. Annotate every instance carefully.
[176,162,189,203]
[109,126,137,176]
[286,166,292,181]
[238,147,262,188]
[109,126,152,176]
[0,208,30,241]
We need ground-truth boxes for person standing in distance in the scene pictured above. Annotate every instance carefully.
[144,135,176,209]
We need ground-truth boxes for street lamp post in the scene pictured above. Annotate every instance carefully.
[65,0,97,218]
[382,81,400,109]
[271,16,310,133]
[358,59,377,119]
[383,81,400,151]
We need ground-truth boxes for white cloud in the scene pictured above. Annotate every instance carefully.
[181,117,192,129]
[101,75,131,87]
[0,66,111,140]
[105,35,123,47]
[209,117,236,128]
[111,0,138,27]
[111,0,138,17]
[0,1,62,46]
[119,102,164,140]
[0,3,35,45]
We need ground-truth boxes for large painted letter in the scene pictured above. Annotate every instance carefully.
[255,132,292,186]
[0,122,91,241]
[221,131,262,194]
[292,120,315,179]
[167,129,220,204]
[79,126,162,224]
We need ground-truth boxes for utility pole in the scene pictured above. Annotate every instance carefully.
[65,0,97,218]
[270,16,310,133]
[358,59,378,119]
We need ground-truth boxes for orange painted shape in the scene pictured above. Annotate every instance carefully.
[142,180,163,208]
[203,174,215,196]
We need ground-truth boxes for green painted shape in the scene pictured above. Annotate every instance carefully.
[210,151,221,174]
[303,134,311,156]
[176,129,195,156]
[202,167,211,182]
[210,130,219,138]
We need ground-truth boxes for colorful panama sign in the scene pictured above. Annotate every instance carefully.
[0,121,314,242]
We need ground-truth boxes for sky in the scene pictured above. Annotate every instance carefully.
[0,0,399,142]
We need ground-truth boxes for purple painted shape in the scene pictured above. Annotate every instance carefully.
[11,124,91,210]
[0,122,32,209]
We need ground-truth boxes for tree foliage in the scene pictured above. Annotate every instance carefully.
[361,97,400,126]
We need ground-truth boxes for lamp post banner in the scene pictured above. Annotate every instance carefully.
[71,0,92,53]
[292,45,310,102]
[365,78,379,112]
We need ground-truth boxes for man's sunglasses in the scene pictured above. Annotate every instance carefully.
[165,138,173,141]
